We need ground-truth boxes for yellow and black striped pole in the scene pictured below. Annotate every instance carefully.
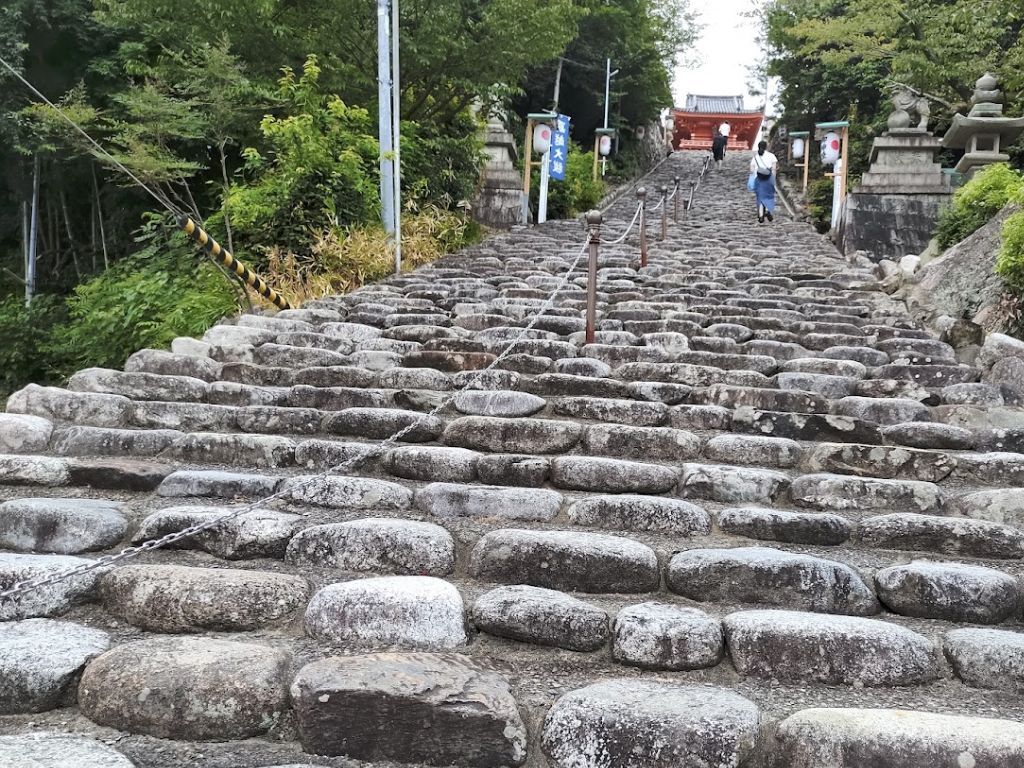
[177,215,292,310]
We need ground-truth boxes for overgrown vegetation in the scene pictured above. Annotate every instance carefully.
[936,164,1024,250]
[0,0,699,394]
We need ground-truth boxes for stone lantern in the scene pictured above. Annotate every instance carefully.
[941,74,1024,178]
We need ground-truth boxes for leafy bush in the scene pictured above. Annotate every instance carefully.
[0,295,68,396]
[225,56,380,256]
[535,144,605,220]
[52,222,238,373]
[996,208,1024,291]
[936,163,1024,250]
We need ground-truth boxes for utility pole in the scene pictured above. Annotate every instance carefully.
[376,0,395,236]
[552,57,563,111]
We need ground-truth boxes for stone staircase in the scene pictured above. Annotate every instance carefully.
[1,151,1024,768]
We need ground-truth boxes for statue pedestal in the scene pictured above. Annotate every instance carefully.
[472,116,524,229]
[841,130,951,260]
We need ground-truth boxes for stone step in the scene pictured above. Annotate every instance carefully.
[304,575,467,649]
[472,585,609,651]
[291,653,526,766]
[468,529,660,593]
[542,680,759,768]
[775,708,1024,767]
[874,560,1021,623]
[723,609,938,686]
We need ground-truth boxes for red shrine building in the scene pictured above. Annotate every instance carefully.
[671,95,765,151]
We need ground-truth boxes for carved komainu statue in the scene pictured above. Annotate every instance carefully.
[887,84,930,130]
[885,83,953,132]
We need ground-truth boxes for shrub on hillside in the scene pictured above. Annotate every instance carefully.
[936,163,1024,250]
[0,295,67,396]
[996,208,1024,292]
[51,222,238,374]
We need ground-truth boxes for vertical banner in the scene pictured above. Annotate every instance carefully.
[549,114,571,181]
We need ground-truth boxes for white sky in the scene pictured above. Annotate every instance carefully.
[673,0,767,111]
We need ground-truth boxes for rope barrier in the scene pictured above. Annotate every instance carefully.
[0,238,592,604]
[599,201,643,246]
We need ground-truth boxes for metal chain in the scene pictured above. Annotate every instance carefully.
[599,201,643,246]
[0,239,592,605]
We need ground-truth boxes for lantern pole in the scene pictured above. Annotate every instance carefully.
[594,127,615,182]
[789,130,811,195]
[525,112,556,226]
[538,147,551,224]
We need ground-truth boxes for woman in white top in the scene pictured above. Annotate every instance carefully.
[749,140,779,223]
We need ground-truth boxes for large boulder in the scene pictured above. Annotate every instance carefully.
[906,204,1017,331]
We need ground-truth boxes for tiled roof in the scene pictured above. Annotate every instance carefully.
[683,94,750,113]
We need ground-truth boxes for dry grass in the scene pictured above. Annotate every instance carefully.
[253,206,476,309]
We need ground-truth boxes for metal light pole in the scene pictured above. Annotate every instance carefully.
[376,0,395,236]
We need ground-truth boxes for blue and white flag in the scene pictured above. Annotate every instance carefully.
[549,114,571,181]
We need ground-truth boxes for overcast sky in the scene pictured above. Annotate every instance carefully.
[673,0,768,110]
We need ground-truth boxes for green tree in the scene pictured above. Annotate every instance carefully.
[225,56,381,255]
[517,0,699,146]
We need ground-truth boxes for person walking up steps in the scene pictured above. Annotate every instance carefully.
[712,128,728,170]
[749,140,778,223]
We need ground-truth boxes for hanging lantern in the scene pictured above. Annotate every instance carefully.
[533,123,552,154]
[792,137,805,160]
[820,131,841,165]
[599,135,612,156]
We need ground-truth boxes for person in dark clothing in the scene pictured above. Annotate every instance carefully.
[712,130,728,169]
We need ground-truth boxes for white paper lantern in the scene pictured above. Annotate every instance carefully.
[820,132,841,165]
[533,123,552,155]
[599,135,612,156]
[792,137,805,160]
